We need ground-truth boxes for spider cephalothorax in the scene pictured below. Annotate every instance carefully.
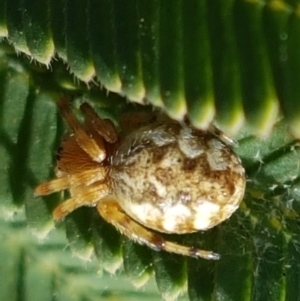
[35,98,246,260]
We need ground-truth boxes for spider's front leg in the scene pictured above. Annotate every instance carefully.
[80,102,118,144]
[97,196,220,260]
[52,182,110,220]
[57,98,106,163]
[34,167,106,196]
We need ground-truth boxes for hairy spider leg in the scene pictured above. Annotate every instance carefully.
[208,124,237,146]
[53,182,110,220]
[57,98,106,162]
[119,111,157,133]
[80,102,118,143]
[34,167,107,196]
[97,196,220,260]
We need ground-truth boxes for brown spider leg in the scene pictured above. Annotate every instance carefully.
[53,182,110,221]
[208,124,237,146]
[34,167,107,196]
[57,98,106,162]
[119,111,158,134]
[97,197,220,260]
[80,102,118,143]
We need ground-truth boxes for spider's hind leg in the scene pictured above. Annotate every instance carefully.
[97,197,220,260]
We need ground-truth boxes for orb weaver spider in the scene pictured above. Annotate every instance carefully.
[35,98,246,260]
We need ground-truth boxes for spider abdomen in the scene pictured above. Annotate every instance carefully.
[110,122,246,234]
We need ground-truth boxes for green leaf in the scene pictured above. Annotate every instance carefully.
[22,0,54,64]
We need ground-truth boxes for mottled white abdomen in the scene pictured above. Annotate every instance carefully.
[110,122,245,234]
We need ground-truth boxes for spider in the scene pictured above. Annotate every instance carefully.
[34,98,246,260]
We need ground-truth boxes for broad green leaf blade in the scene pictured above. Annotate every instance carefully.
[92,215,123,273]
[183,0,214,129]
[49,0,67,60]
[159,1,186,119]
[262,2,290,118]
[65,208,94,260]
[187,258,215,301]
[233,0,278,136]
[0,53,31,212]
[122,239,154,287]
[137,0,162,107]
[153,252,187,301]
[24,94,61,238]
[22,0,54,64]
[87,0,122,93]
[6,0,30,55]
[113,0,145,102]
[207,0,244,133]
[65,0,95,81]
